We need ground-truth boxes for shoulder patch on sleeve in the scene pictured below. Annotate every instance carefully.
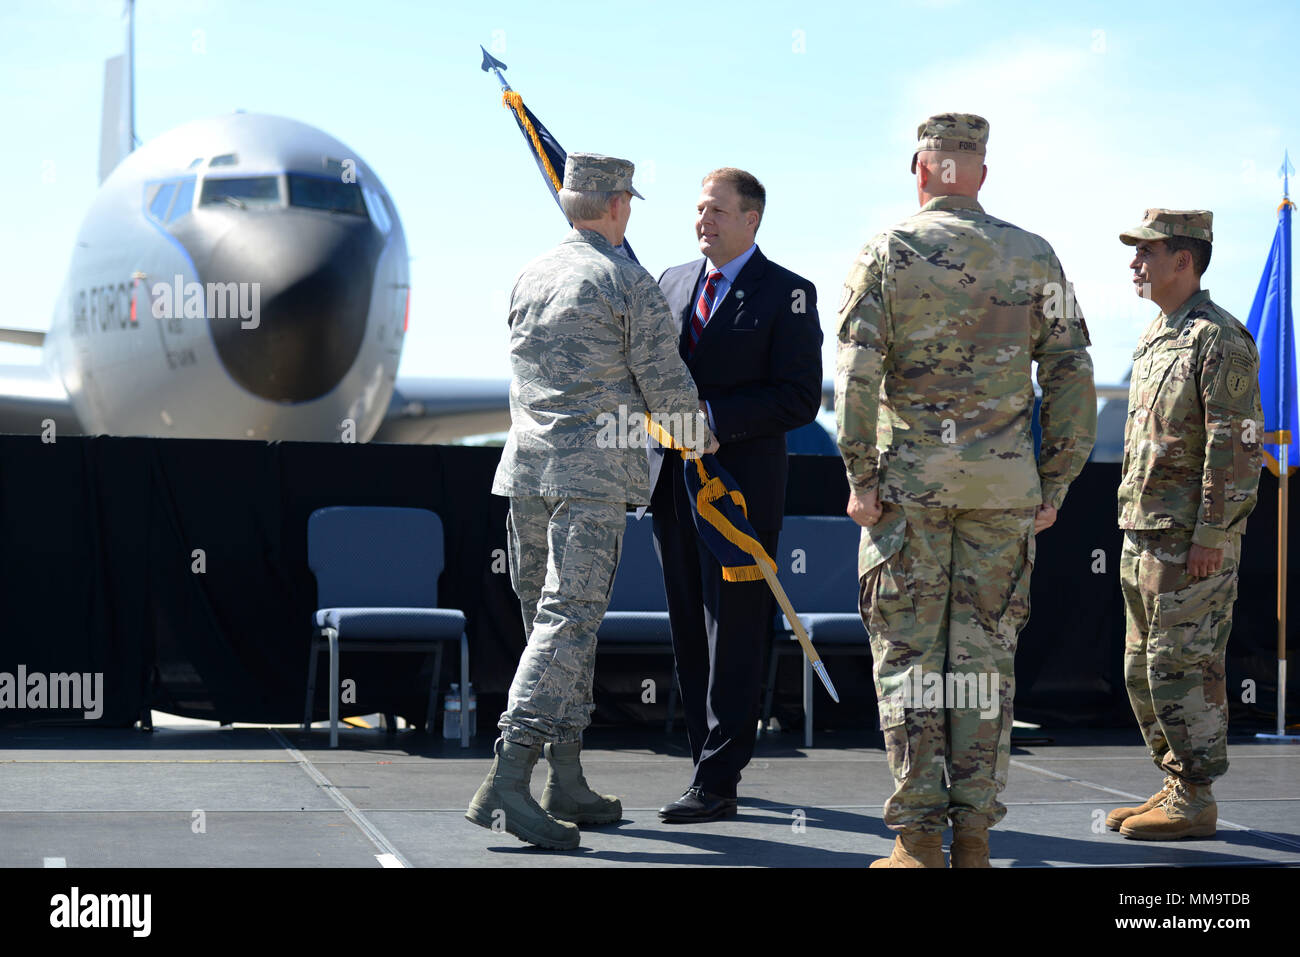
[835,246,880,337]
[1216,340,1259,403]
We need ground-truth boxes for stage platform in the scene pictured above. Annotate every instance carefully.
[2,716,1297,869]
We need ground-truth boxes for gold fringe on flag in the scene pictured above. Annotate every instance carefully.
[503,91,563,194]
[643,412,776,582]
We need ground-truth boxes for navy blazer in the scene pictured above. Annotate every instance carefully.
[654,246,822,530]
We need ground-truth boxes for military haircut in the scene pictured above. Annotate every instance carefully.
[558,187,622,223]
[914,149,985,193]
[915,148,983,172]
[1163,235,1212,277]
[703,167,765,227]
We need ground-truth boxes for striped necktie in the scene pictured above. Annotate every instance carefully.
[688,268,723,357]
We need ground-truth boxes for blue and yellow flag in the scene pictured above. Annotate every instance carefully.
[647,420,838,700]
[1246,174,1298,475]
[682,453,779,583]
[639,415,776,582]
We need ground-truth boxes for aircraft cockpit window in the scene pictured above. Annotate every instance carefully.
[186,157,203,169]
[200,177,281,209]
[168,178,196,222]
[287,173,367,217]
[362,186,391,233]
[149,182,177,221]
[209,153,238,167]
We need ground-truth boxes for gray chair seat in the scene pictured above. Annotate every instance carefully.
[597,610,674,643]
[314,607,467,640]
[790,613,869,644]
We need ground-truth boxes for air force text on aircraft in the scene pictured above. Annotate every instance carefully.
[71,275,260,337]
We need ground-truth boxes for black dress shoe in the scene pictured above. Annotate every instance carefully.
[657,786,738,823]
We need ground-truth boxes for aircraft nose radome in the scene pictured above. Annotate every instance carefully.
[203,214,382,403]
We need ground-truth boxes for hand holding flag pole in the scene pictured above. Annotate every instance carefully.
[646,417,840,703]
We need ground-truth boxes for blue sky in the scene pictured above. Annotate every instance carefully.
[1,0,1296,387]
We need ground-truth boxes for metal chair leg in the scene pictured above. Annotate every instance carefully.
[328,627,339,749]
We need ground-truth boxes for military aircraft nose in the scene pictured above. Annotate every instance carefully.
[201,212,383,403]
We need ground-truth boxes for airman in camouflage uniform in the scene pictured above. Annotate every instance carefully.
[836,114,1096,867]
[467,153,714,849]
[1108,209,1263,841]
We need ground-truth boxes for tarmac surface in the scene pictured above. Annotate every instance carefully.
[1,715,1297,868]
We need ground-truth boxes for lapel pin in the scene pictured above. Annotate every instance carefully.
[734,290,744,299]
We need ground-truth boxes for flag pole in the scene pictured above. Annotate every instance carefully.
[1259,152,1297,742]
[1281,170,1290,738]
[755,559,840,704]
[1279,435,1289,738]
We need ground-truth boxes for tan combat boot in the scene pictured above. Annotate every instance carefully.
[949,824,991,868]
[869,831,945,868]
[465,738,580,850]
[540,739,623,825]
[1119,778,1217,841]
[1106,776,1175,831]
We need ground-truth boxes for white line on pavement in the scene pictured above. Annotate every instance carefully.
[268,729,411,868]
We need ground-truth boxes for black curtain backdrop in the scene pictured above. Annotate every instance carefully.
[0,436,1293,732]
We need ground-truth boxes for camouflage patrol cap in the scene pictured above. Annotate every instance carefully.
[910,113,989,173]
[1119,209,1213,245]
[562,152,645,199]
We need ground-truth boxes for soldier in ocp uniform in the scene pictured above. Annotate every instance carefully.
[466,153,716,849]
[836,113,1096,867]
[1107,210,1263,841]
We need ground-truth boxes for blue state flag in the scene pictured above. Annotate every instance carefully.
[1245,197,1298,475]
[641,413,776,581]
[681,453,778,583]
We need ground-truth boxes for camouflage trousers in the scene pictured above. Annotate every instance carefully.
[498,496,625,748]
[859,504,1036,834]
[1120,529,1240,785]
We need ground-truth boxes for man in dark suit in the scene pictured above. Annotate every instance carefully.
[652,167,822,822]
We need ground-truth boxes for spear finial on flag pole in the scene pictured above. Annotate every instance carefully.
[480,46,510,91]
